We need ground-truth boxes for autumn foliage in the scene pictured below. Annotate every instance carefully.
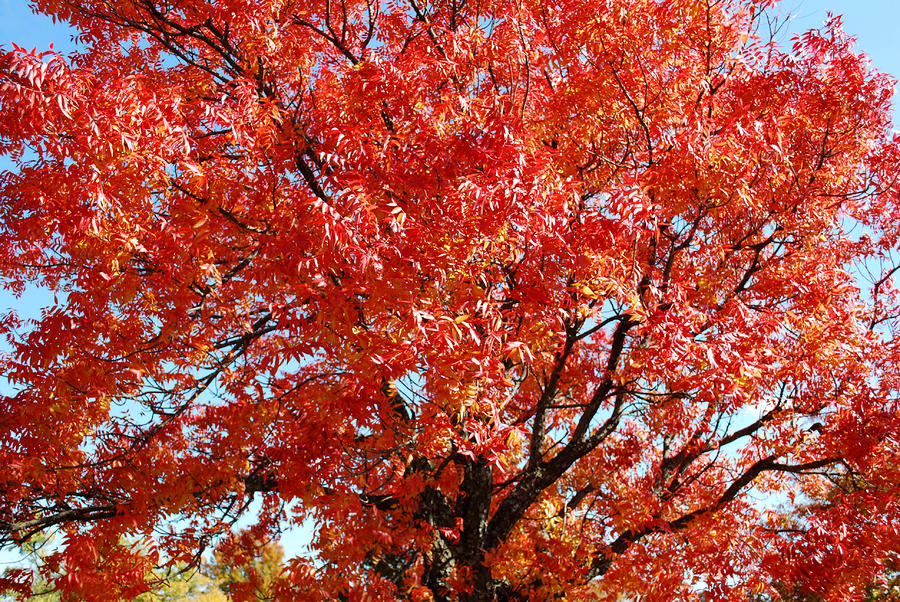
[1,0,899,599]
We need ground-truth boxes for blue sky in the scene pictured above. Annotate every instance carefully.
[785,0,900,79]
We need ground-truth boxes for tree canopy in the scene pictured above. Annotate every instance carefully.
[1,0,899,599]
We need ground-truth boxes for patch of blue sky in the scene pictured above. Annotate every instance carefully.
[782,1,900,85]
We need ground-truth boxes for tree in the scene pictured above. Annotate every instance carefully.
[0,0,898,599]
[205,537,285,601]
[754,475,900,601]
[0,533,282,601]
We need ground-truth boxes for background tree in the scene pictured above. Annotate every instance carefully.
[205,537,284,601]
[139,568,228,602]
[1,0,899,599]
[0,534,64,601]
